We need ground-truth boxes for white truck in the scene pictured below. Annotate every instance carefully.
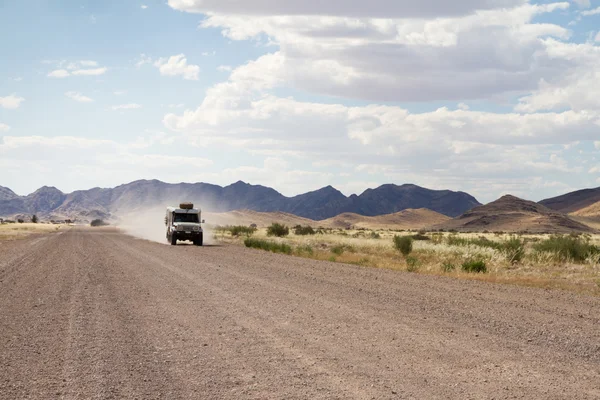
[165,203,204,246]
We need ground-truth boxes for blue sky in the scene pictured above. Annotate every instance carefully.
[1,0,599,203]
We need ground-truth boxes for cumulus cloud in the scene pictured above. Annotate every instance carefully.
[111,103,142,110]
[0,94,25,109]
[196,3,572,103]
[154,54,200,80]
[48,69,70,78]
[0,123,10,132]
[65,91,94,103]
[168,0,526,18]
[581,6,600,15]
[47,60,107,77]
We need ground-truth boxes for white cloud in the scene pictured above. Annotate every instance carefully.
[154,54,200,80]
[0,123,10,132]
[65,91,94,103]
[12,77,22,82]
[596,32,600,42]
[136,54,153,68]
[516,39,600,112]
[581,6,600,15]
[47,61,107,77]
[572,0,591,8]
[48,69,70,78]
[197,3,572,103]
[141,5,148,9]
[595,141,600,149]
[111,103,142,110]
[113,90,127,96]
[217,65,232,72]
[457,103,470,111]
[168,0,527,18]
[0,94,25,109]
[71,67,107,76]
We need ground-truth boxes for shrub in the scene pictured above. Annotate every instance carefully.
[430,233,444,244]
[331,245,345,255]
[294,225,315,235]
[31,215,38,224]
[296,244,314,256]
[90,219,108,227]
[406,256,420,272]
[369,231,381,239]
[534,235,599,263]
[267,223,289,237]
[244,238,292,255]
[461,259,487,273]
[411,234,430,241]
[393,235,413,257]
[17,219,24,224]
[503,236,525,264]
[442,262,456,272]
[227,225,257,237]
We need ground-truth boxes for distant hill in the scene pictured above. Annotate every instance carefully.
[540,187,600,214]
[435,195,596,233]
[0,186,18,201]
[207,208,450,230]
[320,209,451,230]
[0,180,481,221]
[571,201,600,218]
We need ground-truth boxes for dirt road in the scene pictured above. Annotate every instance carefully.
[1,228,599,399]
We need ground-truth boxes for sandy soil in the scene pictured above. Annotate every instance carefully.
[1,227,599,399]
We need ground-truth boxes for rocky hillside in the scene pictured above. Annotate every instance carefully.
[540,187,600,214]
[0,180,481,221]
[435,195,596,233]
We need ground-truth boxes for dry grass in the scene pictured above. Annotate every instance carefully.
[0,223,64,241]
[215,228,600,296]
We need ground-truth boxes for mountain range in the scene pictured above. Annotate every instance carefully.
[0,180,481,221]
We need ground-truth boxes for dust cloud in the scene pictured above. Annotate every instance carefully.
[115,205,216,245]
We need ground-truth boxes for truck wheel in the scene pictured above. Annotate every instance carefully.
[170,235,177,246]
[195,233,203,246]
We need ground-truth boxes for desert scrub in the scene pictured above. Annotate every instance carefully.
[502,236,525,264]
[441,262,456,272]
[406,256,420,272]
[393,235,413,256]
[533,235,599,263]
[244,238,292,254]
[369,231,381,239]
[267,223,290,237]
[330,244,356,256]
[295,244,314,256]
[226,225,257,237]
[293,225,315,235]
[461,259,487,273]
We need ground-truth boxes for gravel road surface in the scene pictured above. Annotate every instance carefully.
[1,227,599,399]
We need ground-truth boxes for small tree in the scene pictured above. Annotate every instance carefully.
[31,215,38,223]
[17,219,24,224]
[267,223,289,237]
[393,235,413,257]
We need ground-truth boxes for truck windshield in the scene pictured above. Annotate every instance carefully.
[173,213,199,223]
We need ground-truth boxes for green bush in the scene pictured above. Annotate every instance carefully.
[296,244,314,256]
[393,235,413,257]
[331,245,345,255]
[244,238,292,255]
[503,236,525,264]
[294,225,316,235]
[267,223,289,237]
[31,215,38,224]
[461,259,487,273]
[227,225,257,237]
[442,262,456,272]
[534,235,599,263]
[406,256,420,272]
[411,234,430,241]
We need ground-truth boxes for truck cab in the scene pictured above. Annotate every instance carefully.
[165,203,204,246]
